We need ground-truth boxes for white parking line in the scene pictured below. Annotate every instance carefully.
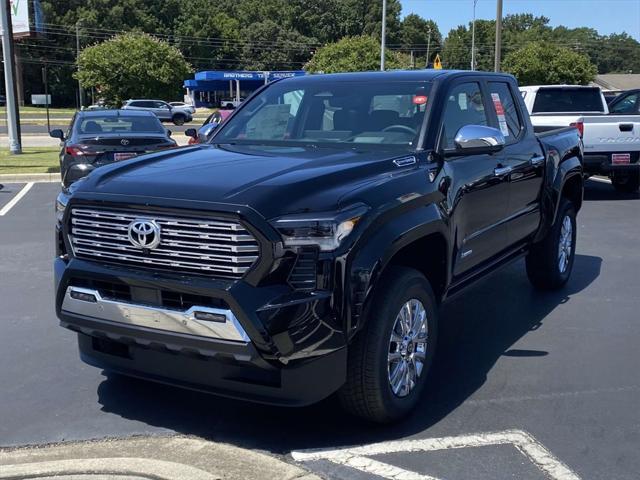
[292,429,581,480]
[0,182,34,216]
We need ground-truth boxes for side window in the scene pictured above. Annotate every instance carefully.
[441,82,488,149]
[610,93,639,114]
[488,82,523,143]
[128,101,141,108]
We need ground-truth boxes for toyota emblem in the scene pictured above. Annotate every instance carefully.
[127,219,161,249]
[120,139,130,146]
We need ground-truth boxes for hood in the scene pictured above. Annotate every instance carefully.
[75,143,406,219]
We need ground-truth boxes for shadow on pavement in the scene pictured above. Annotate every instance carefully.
[96,254,602,453]
[584,179,640,202]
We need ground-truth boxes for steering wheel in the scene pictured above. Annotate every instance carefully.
[382,125,417,135]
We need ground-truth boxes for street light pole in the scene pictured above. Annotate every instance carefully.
[471,0,478,71]
[380,0,387,71]
[76,21,85,108]
[0,0,22,154]
[425,28,432,68]
[494,0,503,72]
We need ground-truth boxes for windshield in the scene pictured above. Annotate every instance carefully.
[532,88,604,113]
[213,79,431,149]
[76,115,165,135]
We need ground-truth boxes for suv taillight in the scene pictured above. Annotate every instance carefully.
[570,121,584,138]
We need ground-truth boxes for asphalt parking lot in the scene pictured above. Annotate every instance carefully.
[0,179,638,479]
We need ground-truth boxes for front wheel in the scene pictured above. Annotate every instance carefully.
[338,266,438,423]
[612,176,639,193]
[526,198,577,290]
[172,114,186,126]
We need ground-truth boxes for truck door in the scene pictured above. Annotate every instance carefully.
[440,81,511,278]
[487,81,545,244]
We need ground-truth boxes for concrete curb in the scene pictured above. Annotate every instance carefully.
[0,172,60,183]
[0,435,322,480]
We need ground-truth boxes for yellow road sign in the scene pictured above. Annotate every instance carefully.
[433,54,442,70]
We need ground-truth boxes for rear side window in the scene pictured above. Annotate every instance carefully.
[532,88,604,113]
[610,93,639,114]
[441,82,488,149]
[488,82,523,142]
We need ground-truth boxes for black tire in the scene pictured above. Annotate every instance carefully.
[612,176,639,193]
[338,266,438,423]
[526,198,577,290]
[172,114,186,126]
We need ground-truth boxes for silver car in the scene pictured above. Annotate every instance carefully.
[122,99,193,125]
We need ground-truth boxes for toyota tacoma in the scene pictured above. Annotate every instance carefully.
[55,71,583,423]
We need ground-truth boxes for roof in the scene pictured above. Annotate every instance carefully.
[79,109,156,117]
[519,85,599,92]
[278,69,515,85]
[592,74,640,92]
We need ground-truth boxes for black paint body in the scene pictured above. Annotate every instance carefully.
[54,71,583,406]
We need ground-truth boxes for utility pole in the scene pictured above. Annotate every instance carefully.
[494,0,503,72]
[42,64,50,133]
[380,0,387,71]
[76,21,85,108]
[471,0,478,71]
[0,0,22,154]
[425,28,432,68]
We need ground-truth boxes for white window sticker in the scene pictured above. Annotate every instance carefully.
[491,92,510,137]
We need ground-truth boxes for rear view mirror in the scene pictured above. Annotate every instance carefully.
[185,128,197,138]
[453,125,505,153]
[50,129,65,140]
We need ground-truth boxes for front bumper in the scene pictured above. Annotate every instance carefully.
[54,256,347,406]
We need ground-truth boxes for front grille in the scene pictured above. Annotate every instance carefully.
[68,207,260,278]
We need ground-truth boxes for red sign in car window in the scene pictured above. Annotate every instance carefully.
[413,95,428,105]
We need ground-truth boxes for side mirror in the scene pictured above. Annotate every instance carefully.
[198,122,219,140]
[453,125,505,153]
[50,129,65,140]
[166,129,172,137]
[185,128,197,138]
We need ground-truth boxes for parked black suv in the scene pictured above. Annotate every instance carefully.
[54,71,583,422]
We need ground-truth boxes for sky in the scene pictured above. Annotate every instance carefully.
[401,0,640,40]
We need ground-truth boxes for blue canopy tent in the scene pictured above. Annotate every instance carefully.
[184,70,306,108]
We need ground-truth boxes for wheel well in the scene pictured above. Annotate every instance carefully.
[385,234,447,302]
[561,174,583,212]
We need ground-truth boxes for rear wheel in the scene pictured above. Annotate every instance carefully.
[172,114,186,126]
[338,266,438,423]
[612,176,639,193]
[526,198,576,290]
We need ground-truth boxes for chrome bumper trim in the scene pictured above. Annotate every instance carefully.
[61,286,250,343]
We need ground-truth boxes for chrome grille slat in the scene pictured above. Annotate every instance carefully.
[69,207,260,278]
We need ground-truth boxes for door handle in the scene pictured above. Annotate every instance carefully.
[530,155,545,166]
[494,166,512,177]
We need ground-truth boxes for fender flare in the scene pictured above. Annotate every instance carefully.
[344,202,448,336]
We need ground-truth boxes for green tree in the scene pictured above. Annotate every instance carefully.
[503,41,597,85]
[305,35,410,73]
[399,14,441,65]
[75,33,193,105]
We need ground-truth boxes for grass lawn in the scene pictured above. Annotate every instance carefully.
[0,106,77,115]
[0,147,60,174]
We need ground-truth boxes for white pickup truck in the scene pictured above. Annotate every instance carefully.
[521,85,640,192]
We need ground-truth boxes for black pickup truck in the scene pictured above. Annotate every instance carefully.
[54,71,583,423]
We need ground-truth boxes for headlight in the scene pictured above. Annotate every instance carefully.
[271,204,368,252]
[55,191,70,224]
